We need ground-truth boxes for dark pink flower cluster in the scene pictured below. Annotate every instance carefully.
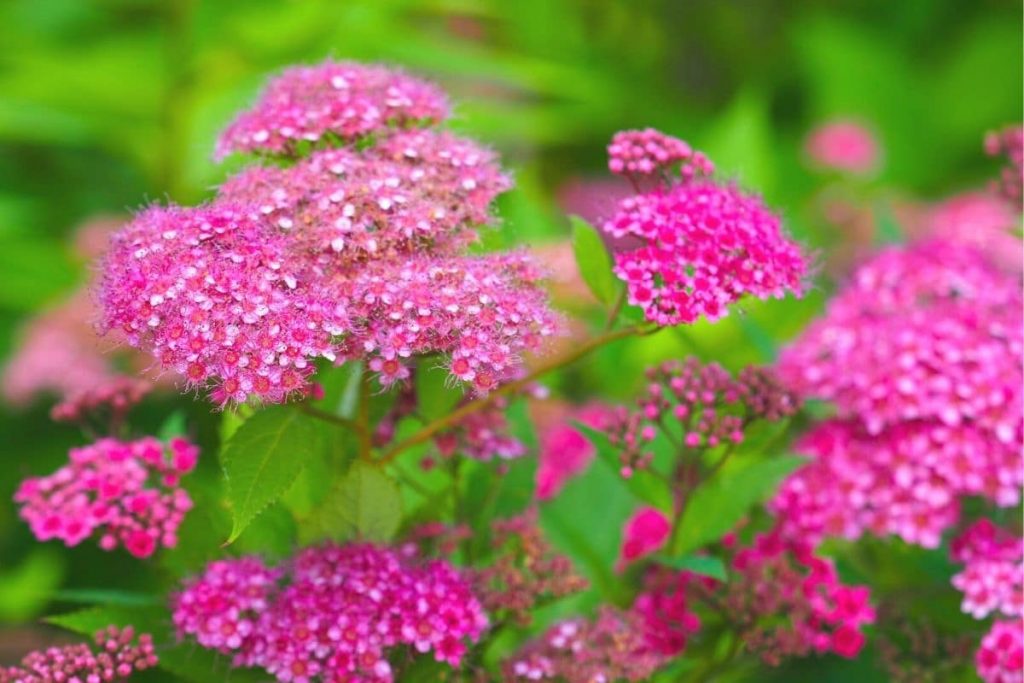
[504,607,667,682]
[14,437,197,558]
[0,626,158,683]
[771,420,1022,548]
[535,403,611,499]
[632,567,705,656]
[216,61,449,159]
[98,62,559,404]
[950,520,1023,620]
[804,120,881,175]
[976,620,1024,683]
[172,543,488,682]
[723,533,875,664]
[618,506,671,569]
[607,358,799,477]
[608,128,714,181]
[984,125,1023,211]
[602,129,807,326]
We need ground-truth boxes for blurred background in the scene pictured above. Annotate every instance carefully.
[0,0,1020,678]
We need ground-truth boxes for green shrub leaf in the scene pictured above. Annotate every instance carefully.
[571,215,620,307]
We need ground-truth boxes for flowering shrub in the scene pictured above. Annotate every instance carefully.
[4,58,1021,683]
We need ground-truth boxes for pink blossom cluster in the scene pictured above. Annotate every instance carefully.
[632,566,705,656]
[0,626,158,683]
[724,533,876,664]
[618,506,671,569]
[434,395,525,461]
[608,128,714,181]
[976,620,1024,683]
[606,358,799,477]
[14,436,197,558]
[172,542,488,682]
[603,151,807,325]
[950,520,1023,620]
[216,61,449,159]
[98,62,559,404]
[804,120,881,175]
[984,125,1023,211]
[50,376,151,424]
[924,192,1021,272]
[535,403,611,499]
[504,607,667,682]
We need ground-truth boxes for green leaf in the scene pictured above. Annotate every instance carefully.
[673,455,807,555]
[52,589,160,607]
[573,422,672,510]
[157,410,188,441]
[416,363,463,421]
[873,201,905,246]
[657,554,727,581]
[570,215,620,306]
[305,462,402,543]
[222,406,326,544]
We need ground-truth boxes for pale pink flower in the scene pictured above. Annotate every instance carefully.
[805,119,881,175]
[0,626,158,682]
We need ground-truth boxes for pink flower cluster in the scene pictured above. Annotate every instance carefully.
[216,61,449,159]
[535,403,611,499]
[804,120,881,175]
[98,61,559,404]
[0,626,158,683]
[172,543,488,682]
[608,128,714,181]
[775,240,1023,547]
[50,376,151,424]
[602,128,807,327]
[976,620,1024,683]
[985,125,1023,211]
[618,506,671,569]
[434,394,525,461]
[924,192,1021,272]
[950,520,1023,620]
[632,567,705,656]
[14,437,197,558]
[607,358,799,477]
[504,607,667,682]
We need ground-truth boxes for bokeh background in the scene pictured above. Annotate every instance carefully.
[1,0,1020,679]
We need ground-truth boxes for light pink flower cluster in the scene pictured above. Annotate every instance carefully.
[984,125,1023,211]
[607,358,799,477]
[14,437,197,558]
[924,192,1021,272]
[50,376,151,424]
[0,626,158,683]
[950,520,1023,620]
[98,61,559,404]
[602,128,807,327]
[172,543,488,682]
[216,61,449,159]
[618,506,671,570]
[804,120,880,175]
[723,533,876,664]
[608,128,714,181]
[976,620,1024,683]
[535,403,611,499]
[504,607,667,682]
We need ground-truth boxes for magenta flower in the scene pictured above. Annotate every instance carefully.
[804,119,881,175]
[216,61,449,159]
[618,506,671,569]
[984,124,1023,211]
[14,436,197,558]
[976,620,1024,683]
[608,128,714,182]
[535,404,611,500]
[950,520,1023,620]
[632,567,704,656]
[0,626,158,682]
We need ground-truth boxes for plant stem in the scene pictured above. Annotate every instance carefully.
[298,403,365,434]
[356,373,374,460]
[376,324,651,464]
[603,288,627,331]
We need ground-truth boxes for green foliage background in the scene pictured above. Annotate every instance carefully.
[0,0,1020,679]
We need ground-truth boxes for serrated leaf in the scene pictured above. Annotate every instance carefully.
[222,407,326,544]
[673,455,807,555]
[416,364,463,421]
[570,215,620,306]
[305,462,402,543]
[657,554,727,581]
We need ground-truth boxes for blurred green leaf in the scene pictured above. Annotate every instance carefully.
[0,549,65,622]
[657,553,727,581]
[416,364,463,421]
[304,461,402,543]
[570,215,620,307]
[574,422,672,510]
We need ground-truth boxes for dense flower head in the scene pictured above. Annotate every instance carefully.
[50,376,151,424]
[924,192,1021,271]
[14,436,197,558]
[976,620,1024,683]
[604,176,808,326]
[722,532,875,664]
[618,506,671,569]
[950,520,1023,620]
[434,394,525,460]
[607,358,799,477]
[216,61,449,159]
[0,626,158,683]
[631,566,705,656]
[804,120,881,175]
[770,419,1022,549]
[172,542,488,682]
[535,403,611,499]
[608,128,714,181]
[984,125,1023,211]
[778,240,1023,439]
[504,607,668,682]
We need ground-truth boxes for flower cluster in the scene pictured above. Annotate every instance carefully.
[618,506,671,569]
[606,358,799,477]
[14,437,197,558]
[215,62,449,159]
[50,376,151,424]
[504,607,667,682]
[608,128,714,181]
[98,61,559,404]
[719,533,876,664]
[924,192,1021,272]
[984,124,1023,211]
[535,403,611,499]
[976,620,1024,683]
[804,120,880,175]
[602,128,807,326]
[950,520,1023,620]
[172,542,488,681]
[0,626,158,682]
[632,566,705,656]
